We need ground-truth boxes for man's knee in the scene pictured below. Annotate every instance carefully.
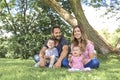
[61,58,70,68]
[33,54,40,63]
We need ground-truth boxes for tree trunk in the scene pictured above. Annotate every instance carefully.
[69,0,113,54]
[114,38,120,54]
[116,38,120,49]
[41,0,114,54]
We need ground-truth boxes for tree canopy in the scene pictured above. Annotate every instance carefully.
[0,0,120,58]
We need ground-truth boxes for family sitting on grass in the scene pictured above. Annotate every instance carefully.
[34,25,100,72]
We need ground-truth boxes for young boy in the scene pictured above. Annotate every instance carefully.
[34,38,58,68]
[44,38,58,68]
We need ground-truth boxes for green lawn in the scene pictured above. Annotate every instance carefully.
[0,54,120,80]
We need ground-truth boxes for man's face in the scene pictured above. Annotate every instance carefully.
[52,28,62,40]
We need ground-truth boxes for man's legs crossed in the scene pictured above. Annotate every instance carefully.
[33,54,40,67]
[61,58,70,68]
[33,54,40,63]
[34,54,70,68]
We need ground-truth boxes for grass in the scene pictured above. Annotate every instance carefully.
[0,53,120,80]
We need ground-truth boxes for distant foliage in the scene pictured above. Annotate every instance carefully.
[99,28,119,48]
[0,0,71,59]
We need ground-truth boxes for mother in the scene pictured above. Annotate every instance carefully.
[71,25,100,69]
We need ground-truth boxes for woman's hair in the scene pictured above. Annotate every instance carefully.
[72,24,88,52]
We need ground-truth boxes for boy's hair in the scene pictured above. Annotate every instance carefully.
[48,38,55,41]
[47,38,55,44]
[51,26,61,33]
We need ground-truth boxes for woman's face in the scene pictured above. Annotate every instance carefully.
[73,27,82,39]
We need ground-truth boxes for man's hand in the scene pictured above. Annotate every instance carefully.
[39,58,45,67]
[53,60,61,68]
[44,55,50,59]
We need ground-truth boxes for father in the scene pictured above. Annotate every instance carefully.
[34,26,70,68]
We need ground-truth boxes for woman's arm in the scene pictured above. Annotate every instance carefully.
[87,41,96,59]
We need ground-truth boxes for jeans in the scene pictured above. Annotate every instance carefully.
[33,54,40,63]
[84,58,100,69]
[33,54,70,68]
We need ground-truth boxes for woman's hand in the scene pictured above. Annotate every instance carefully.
[68,54,72,62]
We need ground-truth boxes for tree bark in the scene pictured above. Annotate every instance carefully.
[116,38,120,49]
[41,0,114,54]
[41,0,77,27]
[114,38,120,54]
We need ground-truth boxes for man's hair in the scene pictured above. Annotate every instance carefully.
[51,26,61,33]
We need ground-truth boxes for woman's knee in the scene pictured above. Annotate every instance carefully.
[92,58,100,68]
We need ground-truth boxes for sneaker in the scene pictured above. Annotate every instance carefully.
[34,62,40,67]
[68,68,80,72]
[83,67,91,71]
[49,65,53,68]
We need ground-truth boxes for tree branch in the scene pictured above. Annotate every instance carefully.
[4,0,17,34]
[41,0,77,26]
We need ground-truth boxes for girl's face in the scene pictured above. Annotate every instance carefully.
[72,46,82,57]
[47,40,55,49]
[73,27,82,39]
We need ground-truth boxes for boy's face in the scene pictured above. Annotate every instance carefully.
[47,40,55,49]
[72,46,81,57]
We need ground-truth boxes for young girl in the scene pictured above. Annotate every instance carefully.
[68,46,91,72]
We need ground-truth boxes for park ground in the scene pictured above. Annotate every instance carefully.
[0,53,120,80]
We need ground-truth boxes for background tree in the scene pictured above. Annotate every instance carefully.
[0,0,120,58]
[0,0,71,58]
[41,0,120,54]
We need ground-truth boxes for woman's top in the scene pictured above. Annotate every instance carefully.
[82,41,94,64]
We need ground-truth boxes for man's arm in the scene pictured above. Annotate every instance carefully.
[58,45,68,62]
[39,46,47,67]
[54,45,68,68]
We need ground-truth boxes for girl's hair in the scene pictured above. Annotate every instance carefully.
[72,24,88,52]
[72,45,83,53]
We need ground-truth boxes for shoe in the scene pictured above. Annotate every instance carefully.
[34,62,40,67]
[68,68,80,72]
